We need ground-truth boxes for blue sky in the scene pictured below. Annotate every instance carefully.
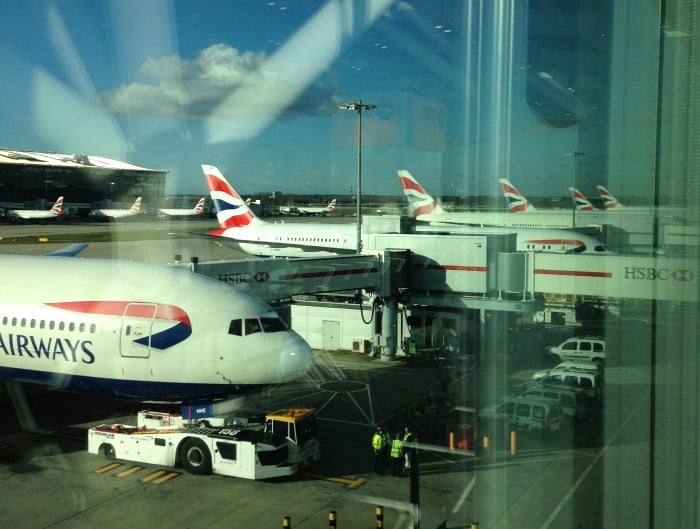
[0,1,655,201]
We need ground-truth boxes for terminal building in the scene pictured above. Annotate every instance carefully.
[0,148,166,216]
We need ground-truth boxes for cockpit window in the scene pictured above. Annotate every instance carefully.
[245,318,261,335]
[228,319,242,336]
[260,317,288,333]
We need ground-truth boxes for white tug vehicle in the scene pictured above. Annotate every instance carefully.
[88,407,320,480]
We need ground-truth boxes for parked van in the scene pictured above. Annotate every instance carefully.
[546,336,606,363]
[522,386,588,422]
[479,395,562,433]
[532,360,602,381]
[525,368,603,400]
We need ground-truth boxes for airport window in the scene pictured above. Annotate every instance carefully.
[0,2,697,528]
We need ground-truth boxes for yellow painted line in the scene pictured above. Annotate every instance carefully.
[152,471,181,484]
[116,466,144,477]
[95,463,122,474]
[305,474,367,489]
[141,470,168,483]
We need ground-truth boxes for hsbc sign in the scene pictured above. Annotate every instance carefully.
[624,267,695,281]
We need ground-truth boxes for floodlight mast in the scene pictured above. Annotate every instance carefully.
[338,101,377,253]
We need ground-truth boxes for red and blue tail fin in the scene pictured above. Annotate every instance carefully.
[569,187,596,210]
[202,165,262,228]
[51,196,64,216]
[194,197,206,214]
[397,170,444,217]
[327,199,337,211]
[596,185,622,209]
[499,179,536,212]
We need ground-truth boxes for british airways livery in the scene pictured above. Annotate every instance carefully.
[204,165,357,257]
[399,170,611,254]
[0,253,314,401]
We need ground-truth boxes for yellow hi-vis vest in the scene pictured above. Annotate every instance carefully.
[372,432,386,451]
[390,438,403,458]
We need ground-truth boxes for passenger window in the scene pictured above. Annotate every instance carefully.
[228,319,242,336]
[581,342,591,351]
[563,342,576,351]
[245,318,261,335]
[581,378,593,389]
[533,406,545,420]
[593,343,604,352]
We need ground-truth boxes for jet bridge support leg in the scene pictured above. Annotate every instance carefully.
[380,298,397,361]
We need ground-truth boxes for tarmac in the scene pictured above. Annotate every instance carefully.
[0,219,615,529]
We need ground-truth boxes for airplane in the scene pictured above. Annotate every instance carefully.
[88,197,142,220]
[499,179,537,212]
[204,165,358,257]
[0,250,314,402]
[281,199,337,217]
[569,187,598,210]
[158,197,206,217]
[4,196,64,222]
[595,185,687,219]
[399,170,614,229]
[399,171,611,254]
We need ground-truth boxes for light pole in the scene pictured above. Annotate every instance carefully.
[339,100,376,253]
[565,151,584,227]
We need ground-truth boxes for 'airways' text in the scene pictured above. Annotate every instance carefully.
[0,332,95,364]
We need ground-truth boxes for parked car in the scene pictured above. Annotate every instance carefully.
[521,386,588,422]
[532,360,602,381]
[546,336,606,363]
[524,368,603,400]
[479,395,562,433]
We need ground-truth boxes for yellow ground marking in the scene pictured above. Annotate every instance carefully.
[95,463,122,474]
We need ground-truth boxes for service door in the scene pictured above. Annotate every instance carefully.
[322,320,340,351]
[120,303,156,358]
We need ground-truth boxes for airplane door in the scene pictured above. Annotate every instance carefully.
[120,303,156,358]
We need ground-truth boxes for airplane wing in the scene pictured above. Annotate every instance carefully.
[44,243,89,257]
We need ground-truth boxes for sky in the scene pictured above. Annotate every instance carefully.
[0,1,658,201]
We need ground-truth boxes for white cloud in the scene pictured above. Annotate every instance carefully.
[101,43,338,119]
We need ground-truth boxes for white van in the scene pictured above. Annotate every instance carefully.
[546,336,606,363]
[522,386,588,422]
[525,368,603,400]
[532,360,602,381]
[479,395,562,433]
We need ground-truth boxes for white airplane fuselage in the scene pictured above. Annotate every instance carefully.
[210,222,358,258]
[0,255,313,401]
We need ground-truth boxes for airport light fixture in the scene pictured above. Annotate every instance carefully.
[339,100,377,253]
[565,151,584,227]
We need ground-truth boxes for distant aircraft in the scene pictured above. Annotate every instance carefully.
[498,179,537,212]
[0,251,314,401]
[596,185,622,209]
[399,170,611,254]
[204,165,357,257]
[158,197,206,217]
[283,199,337,216]
[89,197,142,220]
[595,185,686,218]
[569,187,598,211]
[5,196,64,221]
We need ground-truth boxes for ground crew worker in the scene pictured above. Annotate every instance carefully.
[390,432,404,476]
[371,426,390,474]
[403,425,415,470]
[407,338,417,366]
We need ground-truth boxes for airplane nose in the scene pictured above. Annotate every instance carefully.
[279,333,314,382]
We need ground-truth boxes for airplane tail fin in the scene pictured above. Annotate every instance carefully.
[51,196,64,216]
[327,199,337,211]
[569,188,596,210]
[194,197,206,213]
[397,170,445,217]
[499,179,536,212]
[131,197,142,214]
[202,165,262,228]
[596,185,622,209]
